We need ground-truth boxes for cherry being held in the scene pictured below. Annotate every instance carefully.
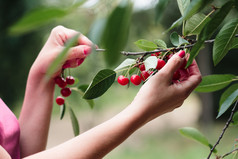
[56,96,65,105]
[130,75,141,85]
[156,59,166,70]
[117,75,129,86]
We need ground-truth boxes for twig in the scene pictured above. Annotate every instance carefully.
[222,147,238,158]
[207,100,238,159]
[96,34,238,56]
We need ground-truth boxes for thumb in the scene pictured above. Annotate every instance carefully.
[159,51,185,81]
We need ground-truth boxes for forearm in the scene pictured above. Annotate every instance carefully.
[19,68,55,157]
[24,102,149,159]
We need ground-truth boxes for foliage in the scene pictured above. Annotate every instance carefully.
[8,0,238,158]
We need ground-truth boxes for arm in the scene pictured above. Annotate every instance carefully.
[19,26,93,157]
[0,145,11,159]
[23,52,201,159]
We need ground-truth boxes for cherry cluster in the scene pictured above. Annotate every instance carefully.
[54,75,75,105]
[117,50,186,86]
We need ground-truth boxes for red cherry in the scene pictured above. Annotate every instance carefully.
[61,87,72,97]
[56,96,65,105]
[66,76,75,85]
[117,75,129,86]
[130,75,141,85]
[173,71,181,80]
[55,76,67,88]
[140,71,150,81]
[151,52,161,56]
[156,59,166,70]
[139,64,146,71]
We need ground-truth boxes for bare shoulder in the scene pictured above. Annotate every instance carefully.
[0,145,11,159]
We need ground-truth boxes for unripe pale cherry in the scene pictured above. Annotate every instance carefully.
[117,75,129,86]
[130,75,141,85]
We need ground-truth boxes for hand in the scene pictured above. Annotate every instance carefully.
[131,52,202,122]
[30,25,94,80]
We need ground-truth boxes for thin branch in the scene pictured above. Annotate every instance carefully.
[222,147,238,158]
[96,34,238,56]
[207,100,238,159]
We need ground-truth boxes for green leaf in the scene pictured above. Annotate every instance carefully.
[134,39,158,51]
[179,127,212,149]
[9,7,68,35]
[230,38,238,49]
[83,69,116,99]
[114,58,136,71]
[183,0,213,21]
[144,56,158,71]
[195,74,236,92]
[69,107,80,136]
[154,39,167,49]
[186,1,234,67]
[232,111,238,125]
[102,0,133,67]
[170,32,189,46]
[155,0,170,23]
[220,83,238,106]
[60,104,66,120]
[177,0,190,16]
[46,34,79,79]
[213,19,238,66]
[166,17,183,33]
[184,13,211,36]
[217,89,238,118]
[78,85,95,109]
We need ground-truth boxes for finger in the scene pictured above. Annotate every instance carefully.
[67,45,92,61]
[50,26,94,46]
[62,58,85,69]
[158,53,185,82]
[177,60,202,95]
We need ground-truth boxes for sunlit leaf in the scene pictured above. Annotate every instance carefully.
[213,19,238,66]
[195,74,236,92]
[177,0,190,16]
[186,1,234,67]
[220,83,238,106]
[154,39,167,49]
[83,69,116,99]
[134,39,158,51]
[155,0,170,23]
[46,34,79,79]
[60,103,66,120]
[102,0,133,67]
[183,0,213,21]
[217,89,238,118]
[170,31,189,46]
[69,106,80,136]
[144,56,157,71]
[184,13,211,36]
[179,127,214,151]
[114,58,136,71]
[9,7,68,35]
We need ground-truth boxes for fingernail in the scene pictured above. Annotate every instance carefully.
[178,50,185,58]
[84,47,92,56]
[77,58,85,66]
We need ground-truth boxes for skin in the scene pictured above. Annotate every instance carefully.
[1,26,202,158]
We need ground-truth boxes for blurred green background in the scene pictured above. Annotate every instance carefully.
[1,0,238,158]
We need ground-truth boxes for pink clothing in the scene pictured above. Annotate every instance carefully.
[0,98,21,159]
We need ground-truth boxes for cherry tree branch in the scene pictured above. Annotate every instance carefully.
[222,147,238,158]
[96,34,238,56]
[207,100,238,159]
